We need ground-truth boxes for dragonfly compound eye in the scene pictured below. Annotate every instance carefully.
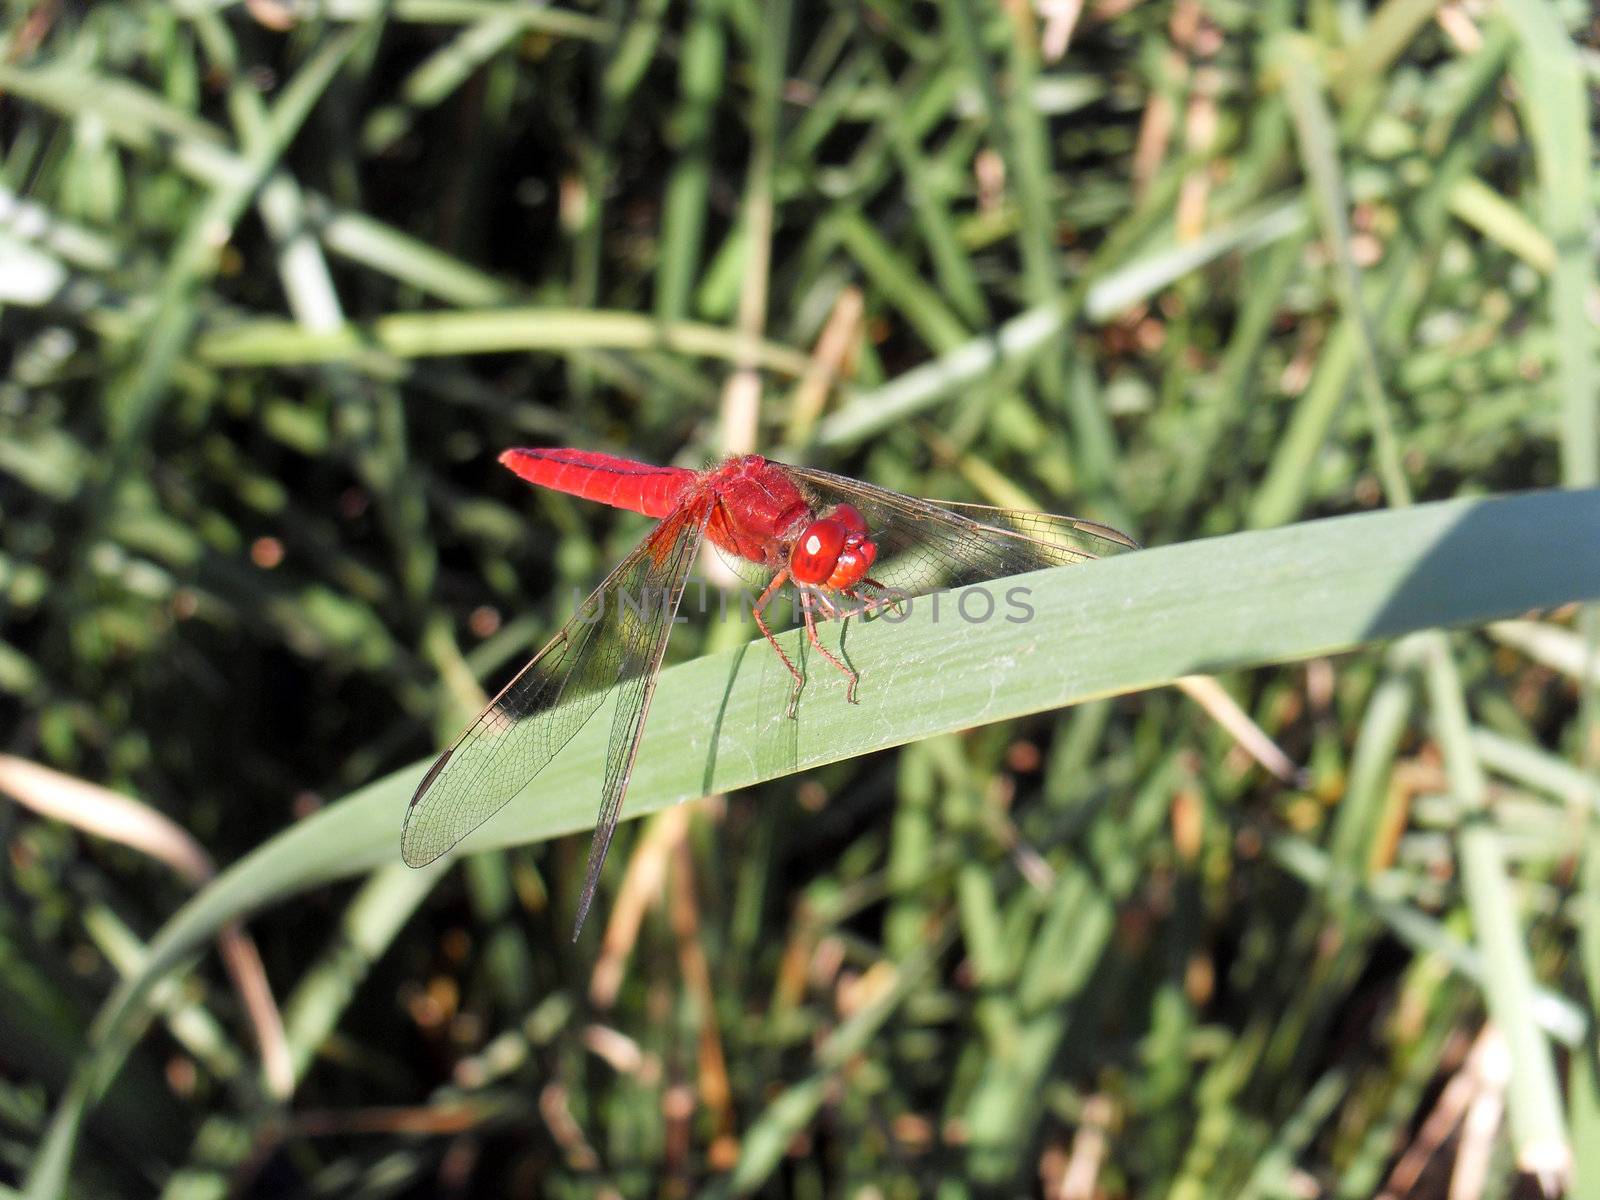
[821,505,876,588]
[789,514,878,590]
[831,503,868,533]
[826,531,876,589]
[790,518,850,586]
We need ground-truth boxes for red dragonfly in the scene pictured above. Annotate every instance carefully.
[403,448,1137,933]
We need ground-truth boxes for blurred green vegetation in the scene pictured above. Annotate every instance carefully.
[2,0,1599,1197]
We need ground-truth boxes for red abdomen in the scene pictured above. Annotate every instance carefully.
[500,448,695,518]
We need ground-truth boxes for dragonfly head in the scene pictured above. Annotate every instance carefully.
[788,503,877,590]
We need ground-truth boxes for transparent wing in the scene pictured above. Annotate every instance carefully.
[403,499,712,933]
[918,499,1140,559]
[571,502,711,933]
[786,466,1138,595]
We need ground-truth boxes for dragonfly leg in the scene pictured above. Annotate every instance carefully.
[858,576,907,617]
[837,579,902,620]
[752,569,805,717]
[806,587,845,620]
[832,591,867,619]
[801,589,859,704]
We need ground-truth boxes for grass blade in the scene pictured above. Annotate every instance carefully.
[26,486,1600,1197]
